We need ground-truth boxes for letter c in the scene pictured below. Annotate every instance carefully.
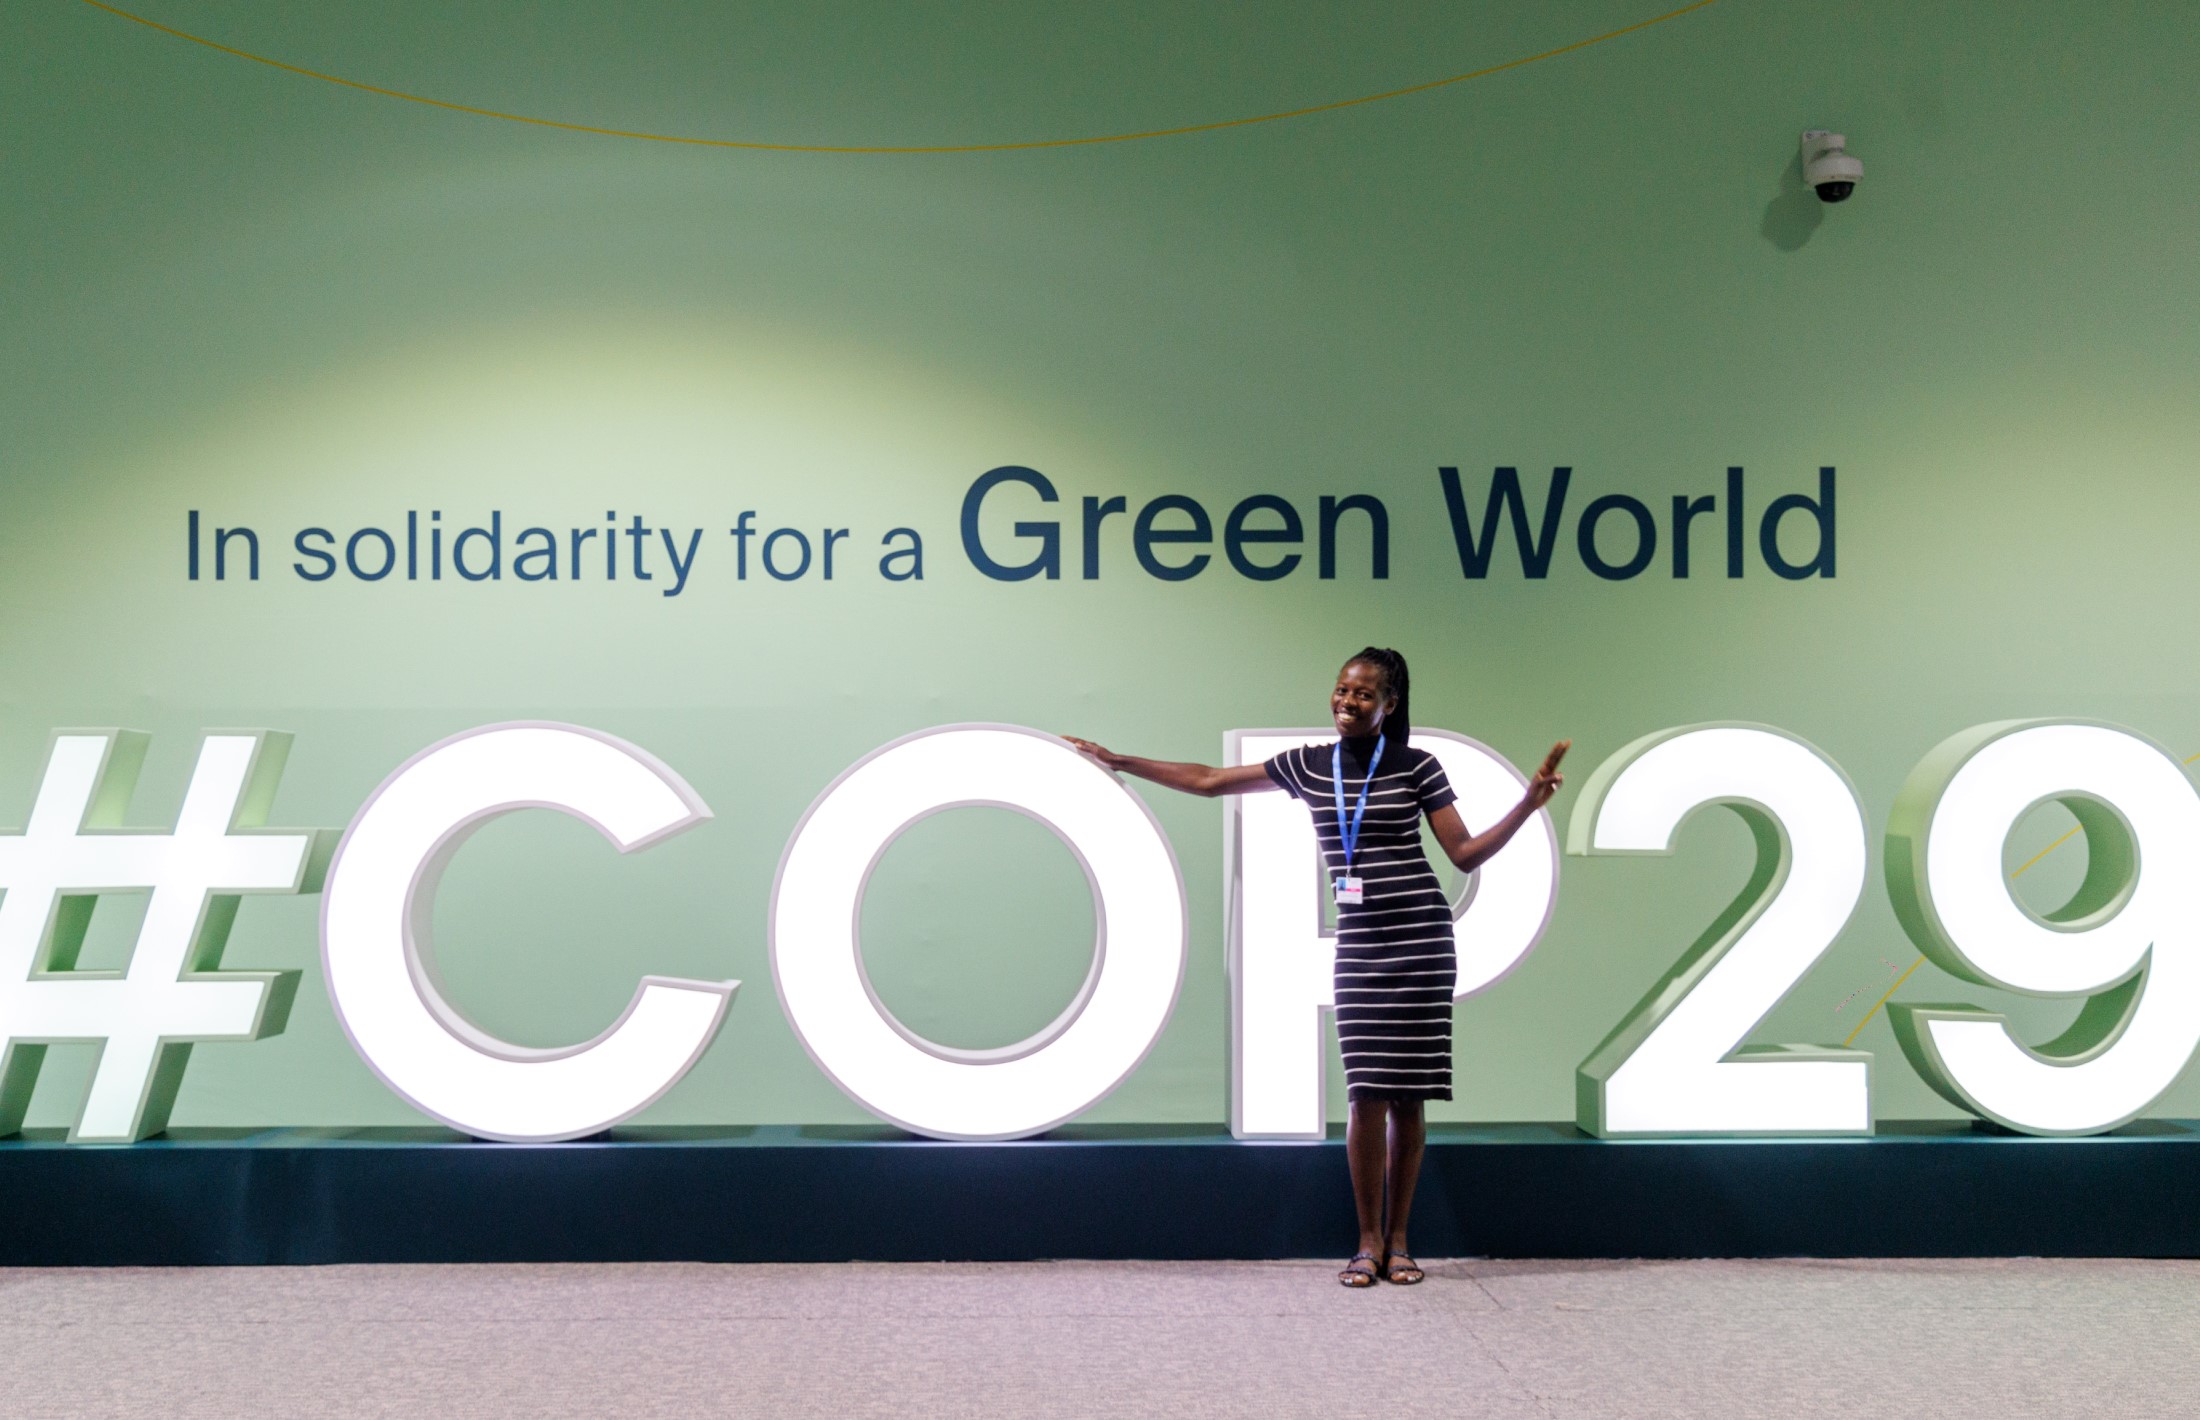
[320,723,736,1141]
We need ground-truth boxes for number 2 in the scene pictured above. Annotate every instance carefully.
[1571,724,1871,1137]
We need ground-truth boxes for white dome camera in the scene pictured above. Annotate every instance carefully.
[1801,129,1862,203]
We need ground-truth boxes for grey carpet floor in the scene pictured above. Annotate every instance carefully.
[1,1257,2192,1418]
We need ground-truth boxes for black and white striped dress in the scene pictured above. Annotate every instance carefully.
[1265,736,1459,1102]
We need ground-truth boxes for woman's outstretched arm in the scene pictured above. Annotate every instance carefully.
[1428,741,1569,873]
[1063,737,1280,798]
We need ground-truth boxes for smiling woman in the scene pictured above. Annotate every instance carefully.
[1067,650,1567,1286]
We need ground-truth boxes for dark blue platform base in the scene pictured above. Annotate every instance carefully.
[6,1120,2199,1266]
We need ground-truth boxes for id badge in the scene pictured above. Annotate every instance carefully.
[1333,876,1364,906]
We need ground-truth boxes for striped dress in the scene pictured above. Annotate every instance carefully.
[1264,736,1459,1102]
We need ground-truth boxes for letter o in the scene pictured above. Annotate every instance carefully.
[771,725,1188,1139]
[346,527,396,581]
[1578,493,1657,580]
[763,528,812,581]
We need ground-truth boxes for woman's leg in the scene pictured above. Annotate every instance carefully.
[1346,1096,1391,1257]
[1383,1098,1426,1267]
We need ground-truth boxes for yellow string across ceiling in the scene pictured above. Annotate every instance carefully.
[79,0,1724,154]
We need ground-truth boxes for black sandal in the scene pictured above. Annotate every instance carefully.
[1383,1251,1424,1285]
[1338,1251,1379,1288]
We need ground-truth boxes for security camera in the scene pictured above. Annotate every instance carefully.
[1801,130,1862,203]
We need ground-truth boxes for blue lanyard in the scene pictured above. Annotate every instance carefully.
[1330,734,1386,874]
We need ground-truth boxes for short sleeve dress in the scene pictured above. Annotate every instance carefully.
[1264,735,1460,1102]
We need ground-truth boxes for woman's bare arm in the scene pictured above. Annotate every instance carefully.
[1428,741,1569,873]
[1062,737,1280,798]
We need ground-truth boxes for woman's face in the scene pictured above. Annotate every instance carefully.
[1330,661,1396,738]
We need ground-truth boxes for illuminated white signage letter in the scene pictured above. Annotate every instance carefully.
[1225,729,1559,1140]
[1572,724,1870,1137]
[772,726,1186,1140]
[320,723,736,1141]
[1885,720,2200,1135]
[0,731,328,1143]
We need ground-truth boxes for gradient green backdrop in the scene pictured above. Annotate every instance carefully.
[2,1,2194,1129]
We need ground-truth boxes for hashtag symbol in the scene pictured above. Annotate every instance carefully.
[0,731,332,1142]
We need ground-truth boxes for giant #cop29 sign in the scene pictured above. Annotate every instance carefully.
[3,703,2191,1146]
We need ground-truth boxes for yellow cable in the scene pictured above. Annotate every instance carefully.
[1842,956,1925,1049]
[2006,824,2082,879]
[79,0,1724,154]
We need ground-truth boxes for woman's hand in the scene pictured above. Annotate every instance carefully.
[1524,740,1570,810]
[1064,736,1128,772]
[1429,740,1571,873]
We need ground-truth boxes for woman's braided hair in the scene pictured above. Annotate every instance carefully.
[1347,646,1411,747]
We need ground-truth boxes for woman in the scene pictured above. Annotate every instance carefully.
[1068,647,1566,1288]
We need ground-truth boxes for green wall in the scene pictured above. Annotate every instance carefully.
[3,0,2196,1128]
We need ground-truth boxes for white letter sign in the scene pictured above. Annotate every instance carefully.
[0,731,328,1142]
[1572,724,1870,1137]
[772,725,1186,1140]
[320,723,737,1142]
[1886,720,2200,1135]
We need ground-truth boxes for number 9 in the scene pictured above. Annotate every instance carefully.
[1885,720,2200,1135]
